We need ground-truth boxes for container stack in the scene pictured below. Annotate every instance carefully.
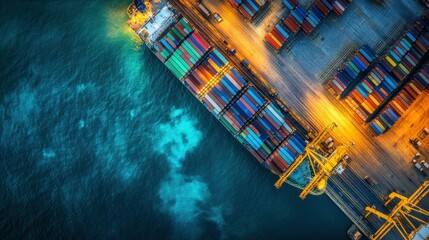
[184,49,229,96]
[283,13,301,33]
[220,86,267,134]
[153,18,193,62]
[369,65,429,135]
[265,22,290,50]
[182,48,249,116]
[165,31,211,79]
[265,132,307,174]
[340,19,429,124]
[282,0,298,10]
[331,0,351,16]
[301,0,334,35]
[414,64,429,88]
[229,0,268,21]
[387,31,428,82]
[264,4,305,50]
[202,68,248,115]
[237,103,295,163]
[325,44,377,98]
[266,0,350,50]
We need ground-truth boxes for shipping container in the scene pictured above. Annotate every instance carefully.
[237,103,295,160]
[283,0,298,10]
[265,22,290,50]
[325,44,376,98]
[220,86,267,133]
[232,0,269,20]
[338,15,429,126]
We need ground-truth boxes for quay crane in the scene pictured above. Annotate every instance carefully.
[274,123,354,200]
[365,181,429,240]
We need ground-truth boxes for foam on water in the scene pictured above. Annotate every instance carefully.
[155,108,203,168]
[154,108,227,239]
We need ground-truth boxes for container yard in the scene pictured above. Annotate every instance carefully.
[128,0,429,238]
[326,15,429,135]
[325,44,377,98]
[229,0,269,21]
[265,0,351,51]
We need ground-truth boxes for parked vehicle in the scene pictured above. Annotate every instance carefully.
[414,162,424,172]
[198,3,211,19]
[410,138,422,147]
[364,176,376,186]
[213,13,223,22]
[421,160,429,169]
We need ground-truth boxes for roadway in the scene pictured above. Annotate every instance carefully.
[169,0,429,237]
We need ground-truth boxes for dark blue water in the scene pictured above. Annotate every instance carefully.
[0,0,351,239]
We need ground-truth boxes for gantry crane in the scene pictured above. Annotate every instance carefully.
[365,181,429,240]
[274,123,354,200]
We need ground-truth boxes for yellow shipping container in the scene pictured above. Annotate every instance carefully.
[385,56,397,68]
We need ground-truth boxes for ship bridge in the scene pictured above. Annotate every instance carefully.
[139,5,176,45]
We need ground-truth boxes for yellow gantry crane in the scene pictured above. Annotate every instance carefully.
[274,123,353,200]
[365,181,429,240]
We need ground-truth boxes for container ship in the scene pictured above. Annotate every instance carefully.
[127,0,322,194]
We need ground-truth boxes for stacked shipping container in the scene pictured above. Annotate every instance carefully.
[301,0,334,35]
[340,18,429,125]
[220,86,267,133]
[265,132,307,174]
[266,0,350,50]
[330,0,351,16]
[369,65,429,135]
[153,18,193,61]
[237,103,295,163]
[265,22,290,50]
[325,44,377,97]
[165,31,211,79]
[184,49,228,96]
[202,68,248,115]
[324,14,429,135]
[229,0,268,20]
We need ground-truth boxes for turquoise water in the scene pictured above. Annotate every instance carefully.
[0,0,351,239]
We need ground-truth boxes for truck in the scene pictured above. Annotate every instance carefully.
[413,161,424,172]
[198,3,211,19]
[213,13,223,22]
[421,160,429,169]
[241,59,250,69]
[364,176,377,186]
[410,138,422,148]
[418,127,429,139]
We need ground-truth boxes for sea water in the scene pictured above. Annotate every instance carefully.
[0,0,351,239]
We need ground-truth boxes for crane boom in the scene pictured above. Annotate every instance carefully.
[409,181,429,205]
[298,142,353,199]
[365,181,429,240]
[308,123,338,148]
[274,123,338,189]
[299,169,325,199]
